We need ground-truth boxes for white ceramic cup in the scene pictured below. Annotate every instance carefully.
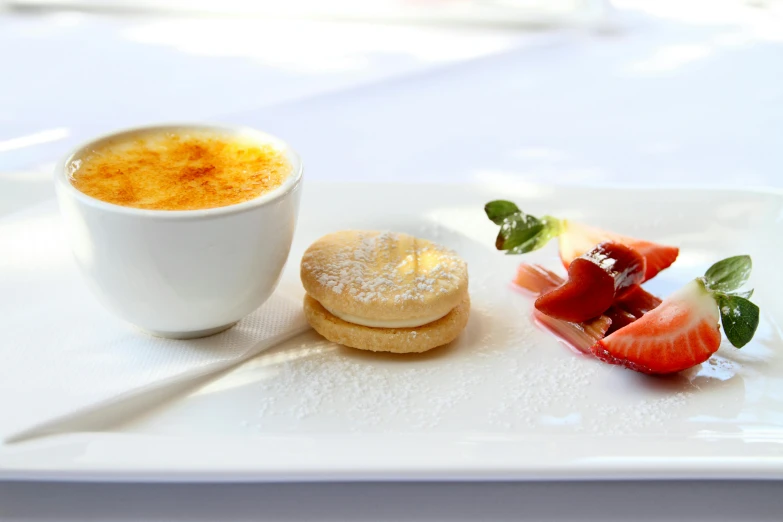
[55,124,303,339]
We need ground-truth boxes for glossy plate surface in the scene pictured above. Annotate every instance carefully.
[2,182,782,481]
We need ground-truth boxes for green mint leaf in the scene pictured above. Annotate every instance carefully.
[732,288,754,299]
[486,200,561,254]
[507,215,562,254]
[495,213,544,251]
[485,200,521,225]
[716,293,760,348]
[504,225,547,254]
[704,255,752,293]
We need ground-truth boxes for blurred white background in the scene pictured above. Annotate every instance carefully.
[1,0,781,195]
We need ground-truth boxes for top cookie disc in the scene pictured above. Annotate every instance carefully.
[301,230,468,325]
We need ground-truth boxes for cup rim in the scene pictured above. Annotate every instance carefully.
[55,123,303,219]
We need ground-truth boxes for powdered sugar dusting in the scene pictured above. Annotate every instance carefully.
[237,297,695,436]
[303,231,465,305]
[588,392,691,435]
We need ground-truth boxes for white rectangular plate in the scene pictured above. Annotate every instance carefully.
[2,182,782,481]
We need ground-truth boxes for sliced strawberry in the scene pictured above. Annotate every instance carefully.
[591,279,721,375]
[558,220,679,282]
[535,242,646,323]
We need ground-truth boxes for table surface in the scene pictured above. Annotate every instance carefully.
[2,2,782,520]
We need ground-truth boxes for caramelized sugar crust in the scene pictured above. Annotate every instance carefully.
[68,129,291,210]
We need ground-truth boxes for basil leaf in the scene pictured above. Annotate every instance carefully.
[717,293,760,348]
[485,200,521,225]
[704,255,752,293]
[733,288,754,299]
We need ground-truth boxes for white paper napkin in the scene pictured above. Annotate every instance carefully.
[0,200,309,442]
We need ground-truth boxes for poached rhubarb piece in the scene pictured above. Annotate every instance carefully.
[605,284,663,334]
[535,242,646,323]
[514,263,611,353]
[513,263,564,294]
[534,310,612,355]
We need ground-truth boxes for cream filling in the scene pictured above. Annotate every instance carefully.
[321,302,450,328]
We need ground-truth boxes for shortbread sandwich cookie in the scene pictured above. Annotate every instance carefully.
[300,230,470,353]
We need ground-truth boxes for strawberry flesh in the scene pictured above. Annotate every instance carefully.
[634,243,680,282]
[558,220,679,282]
[591,279,721,375]
[535,242,646,323]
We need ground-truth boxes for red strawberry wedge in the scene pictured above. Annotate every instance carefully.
[558,221,679,282]
[591,279,721,375]
[535,242,646,323]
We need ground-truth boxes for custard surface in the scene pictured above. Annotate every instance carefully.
[69,129,291,210]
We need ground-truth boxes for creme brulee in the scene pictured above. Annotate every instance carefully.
[67,128,292,211]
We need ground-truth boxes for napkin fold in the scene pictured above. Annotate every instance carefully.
[0,201,309,442]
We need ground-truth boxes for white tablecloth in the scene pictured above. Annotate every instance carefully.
[2,3,782,520]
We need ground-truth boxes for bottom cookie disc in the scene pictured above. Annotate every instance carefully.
[303,294,470,354]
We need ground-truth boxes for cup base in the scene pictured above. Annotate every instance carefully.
[139,322,238,340]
